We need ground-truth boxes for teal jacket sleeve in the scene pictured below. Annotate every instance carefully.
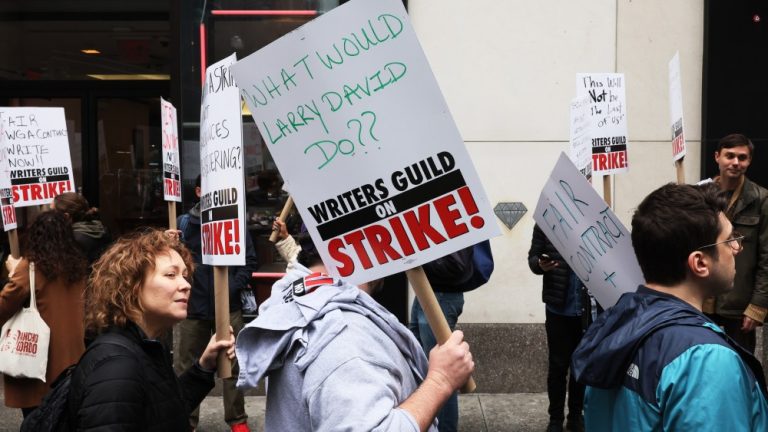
[657,344,768,431]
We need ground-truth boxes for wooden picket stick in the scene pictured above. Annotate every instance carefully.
[7,228,19,258]
[269,196,294,243]
[603,176,612,208]
[675,159,685,185]
[406,266,476,393]
[168,201,177,230]
[213,266,232,378]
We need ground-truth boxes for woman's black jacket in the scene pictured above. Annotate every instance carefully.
[68,323,215,431]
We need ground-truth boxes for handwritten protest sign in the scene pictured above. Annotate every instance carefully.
[669,52,685,162]
[161,98,182,202]
[200,53,245,266]
[534,153,643,308]
[231,0,499,284]
[0,122,17,231]
[0,107,75,207]
[576,73,629,176]
[570,96,593,178]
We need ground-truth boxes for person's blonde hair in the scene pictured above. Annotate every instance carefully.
[84,229,194,335]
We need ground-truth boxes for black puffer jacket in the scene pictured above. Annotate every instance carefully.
[68,323,215,431]
[527,224,573,306]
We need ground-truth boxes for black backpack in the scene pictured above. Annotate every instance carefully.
[20,333,137,432]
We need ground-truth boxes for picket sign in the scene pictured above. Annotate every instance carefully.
[231,0,500,393]
[200,53,245,378]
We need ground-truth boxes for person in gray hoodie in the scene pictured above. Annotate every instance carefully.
[236,245,474,432]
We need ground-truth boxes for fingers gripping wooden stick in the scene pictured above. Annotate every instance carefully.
[406,266,476,393]
[213,266,232,378]
[269,196,294,243]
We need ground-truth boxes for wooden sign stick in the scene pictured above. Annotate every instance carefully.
[213,266,232,378]
[675,158,685,185]
[269,196,294,243]
[168,201,177,230]
[603,175,612,208]
[406,266,476,393]
[7,228,19,258]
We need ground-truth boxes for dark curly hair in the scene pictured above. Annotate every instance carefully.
[22,210,87,284]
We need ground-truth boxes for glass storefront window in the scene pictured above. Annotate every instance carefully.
[0,1,170,81]
[97,97,167,233]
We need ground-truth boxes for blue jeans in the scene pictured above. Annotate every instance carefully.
[409,292,465,432]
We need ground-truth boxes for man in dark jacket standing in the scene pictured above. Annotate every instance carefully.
[528,224,590,432]
[175,175,257,432]
[701,133,768,353]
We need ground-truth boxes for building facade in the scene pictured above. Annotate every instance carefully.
[2,0,766,391]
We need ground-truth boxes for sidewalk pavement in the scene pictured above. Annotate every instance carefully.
[0,393,550,431]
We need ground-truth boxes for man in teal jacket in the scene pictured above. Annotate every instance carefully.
[572,183,768,431]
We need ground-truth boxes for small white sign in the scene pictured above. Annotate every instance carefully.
[570,95,593,178]
[576,73,629,176]
[200,53,246,266]
[534,153,643,308]
[0,107,75,207]
[161,98,182,202]
[0,121,17,231]
[231,0,499,284]
[669,52,686,162]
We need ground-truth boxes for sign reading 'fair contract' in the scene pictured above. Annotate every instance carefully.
[200,53,245,266]
[534,153,643,308]
[0,107,75,207]
[161,98,182,202]
[231,0,498,284]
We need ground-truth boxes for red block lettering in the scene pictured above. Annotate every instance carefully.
[433,194,468,239]
[329,238,355,277]
[362,224,402,265]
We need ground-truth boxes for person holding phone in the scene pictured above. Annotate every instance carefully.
[528,224,593,432]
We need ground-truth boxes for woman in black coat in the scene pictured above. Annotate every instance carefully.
[67,229,235,431]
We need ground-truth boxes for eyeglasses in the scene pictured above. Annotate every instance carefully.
[696,231,745,252]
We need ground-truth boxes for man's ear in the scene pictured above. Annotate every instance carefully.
[688,251,710,279]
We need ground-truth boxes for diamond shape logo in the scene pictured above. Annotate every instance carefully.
[493,202,527,230]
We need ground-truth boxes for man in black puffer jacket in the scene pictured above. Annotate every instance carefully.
[528,224,593,432]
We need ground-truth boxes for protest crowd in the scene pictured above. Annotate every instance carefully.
[2,1,768,432]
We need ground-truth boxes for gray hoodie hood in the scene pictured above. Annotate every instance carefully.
[235,263,428,390]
